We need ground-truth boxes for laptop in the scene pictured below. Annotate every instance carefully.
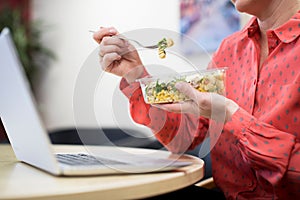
[0,27,191,176]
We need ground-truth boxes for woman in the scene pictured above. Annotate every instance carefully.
[93,0,300,199]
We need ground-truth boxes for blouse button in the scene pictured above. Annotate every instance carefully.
[253,79,257,85]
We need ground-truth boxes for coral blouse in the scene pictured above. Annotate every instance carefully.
[119,12,300,199]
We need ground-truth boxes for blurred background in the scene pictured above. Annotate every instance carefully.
[0,0,251,147]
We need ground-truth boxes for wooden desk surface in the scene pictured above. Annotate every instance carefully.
[0,144,204,200]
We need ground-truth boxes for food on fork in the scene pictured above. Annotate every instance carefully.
[157,38,174,59]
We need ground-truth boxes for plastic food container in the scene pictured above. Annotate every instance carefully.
[137,68,226,104]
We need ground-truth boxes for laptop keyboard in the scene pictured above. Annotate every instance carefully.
[56,153,129,166]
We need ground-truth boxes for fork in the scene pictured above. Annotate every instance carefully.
[89,30,159,49]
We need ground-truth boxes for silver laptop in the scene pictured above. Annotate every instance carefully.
[0,27,191,176]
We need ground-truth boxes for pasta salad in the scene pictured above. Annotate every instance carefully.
[138,68,226,104]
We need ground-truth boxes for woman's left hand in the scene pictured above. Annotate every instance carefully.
[153,82,239,122]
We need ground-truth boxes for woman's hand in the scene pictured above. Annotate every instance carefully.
[93,27,145,83]
[154,82,239,122]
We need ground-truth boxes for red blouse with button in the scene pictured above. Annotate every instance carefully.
[119,12,300,199]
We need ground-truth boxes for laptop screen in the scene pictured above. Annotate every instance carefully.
[0,28,59,173]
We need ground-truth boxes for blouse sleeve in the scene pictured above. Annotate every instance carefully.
[224,107,299,185]
[119,76,209,153]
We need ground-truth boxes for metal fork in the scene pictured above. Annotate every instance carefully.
[89,30,158,49]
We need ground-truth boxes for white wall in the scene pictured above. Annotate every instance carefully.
[31,0,251,133]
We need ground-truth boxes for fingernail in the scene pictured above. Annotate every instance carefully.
[152,104,161,109]
[175,82,184,90]
[109,28,116,34]
[124,40,130,46]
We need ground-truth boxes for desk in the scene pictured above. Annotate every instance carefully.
[0,144,204,200]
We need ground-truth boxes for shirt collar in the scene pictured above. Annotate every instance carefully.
[242,10,300,43]
[274,10,300,43]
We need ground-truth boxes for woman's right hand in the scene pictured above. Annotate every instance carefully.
[93,27,145,83]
